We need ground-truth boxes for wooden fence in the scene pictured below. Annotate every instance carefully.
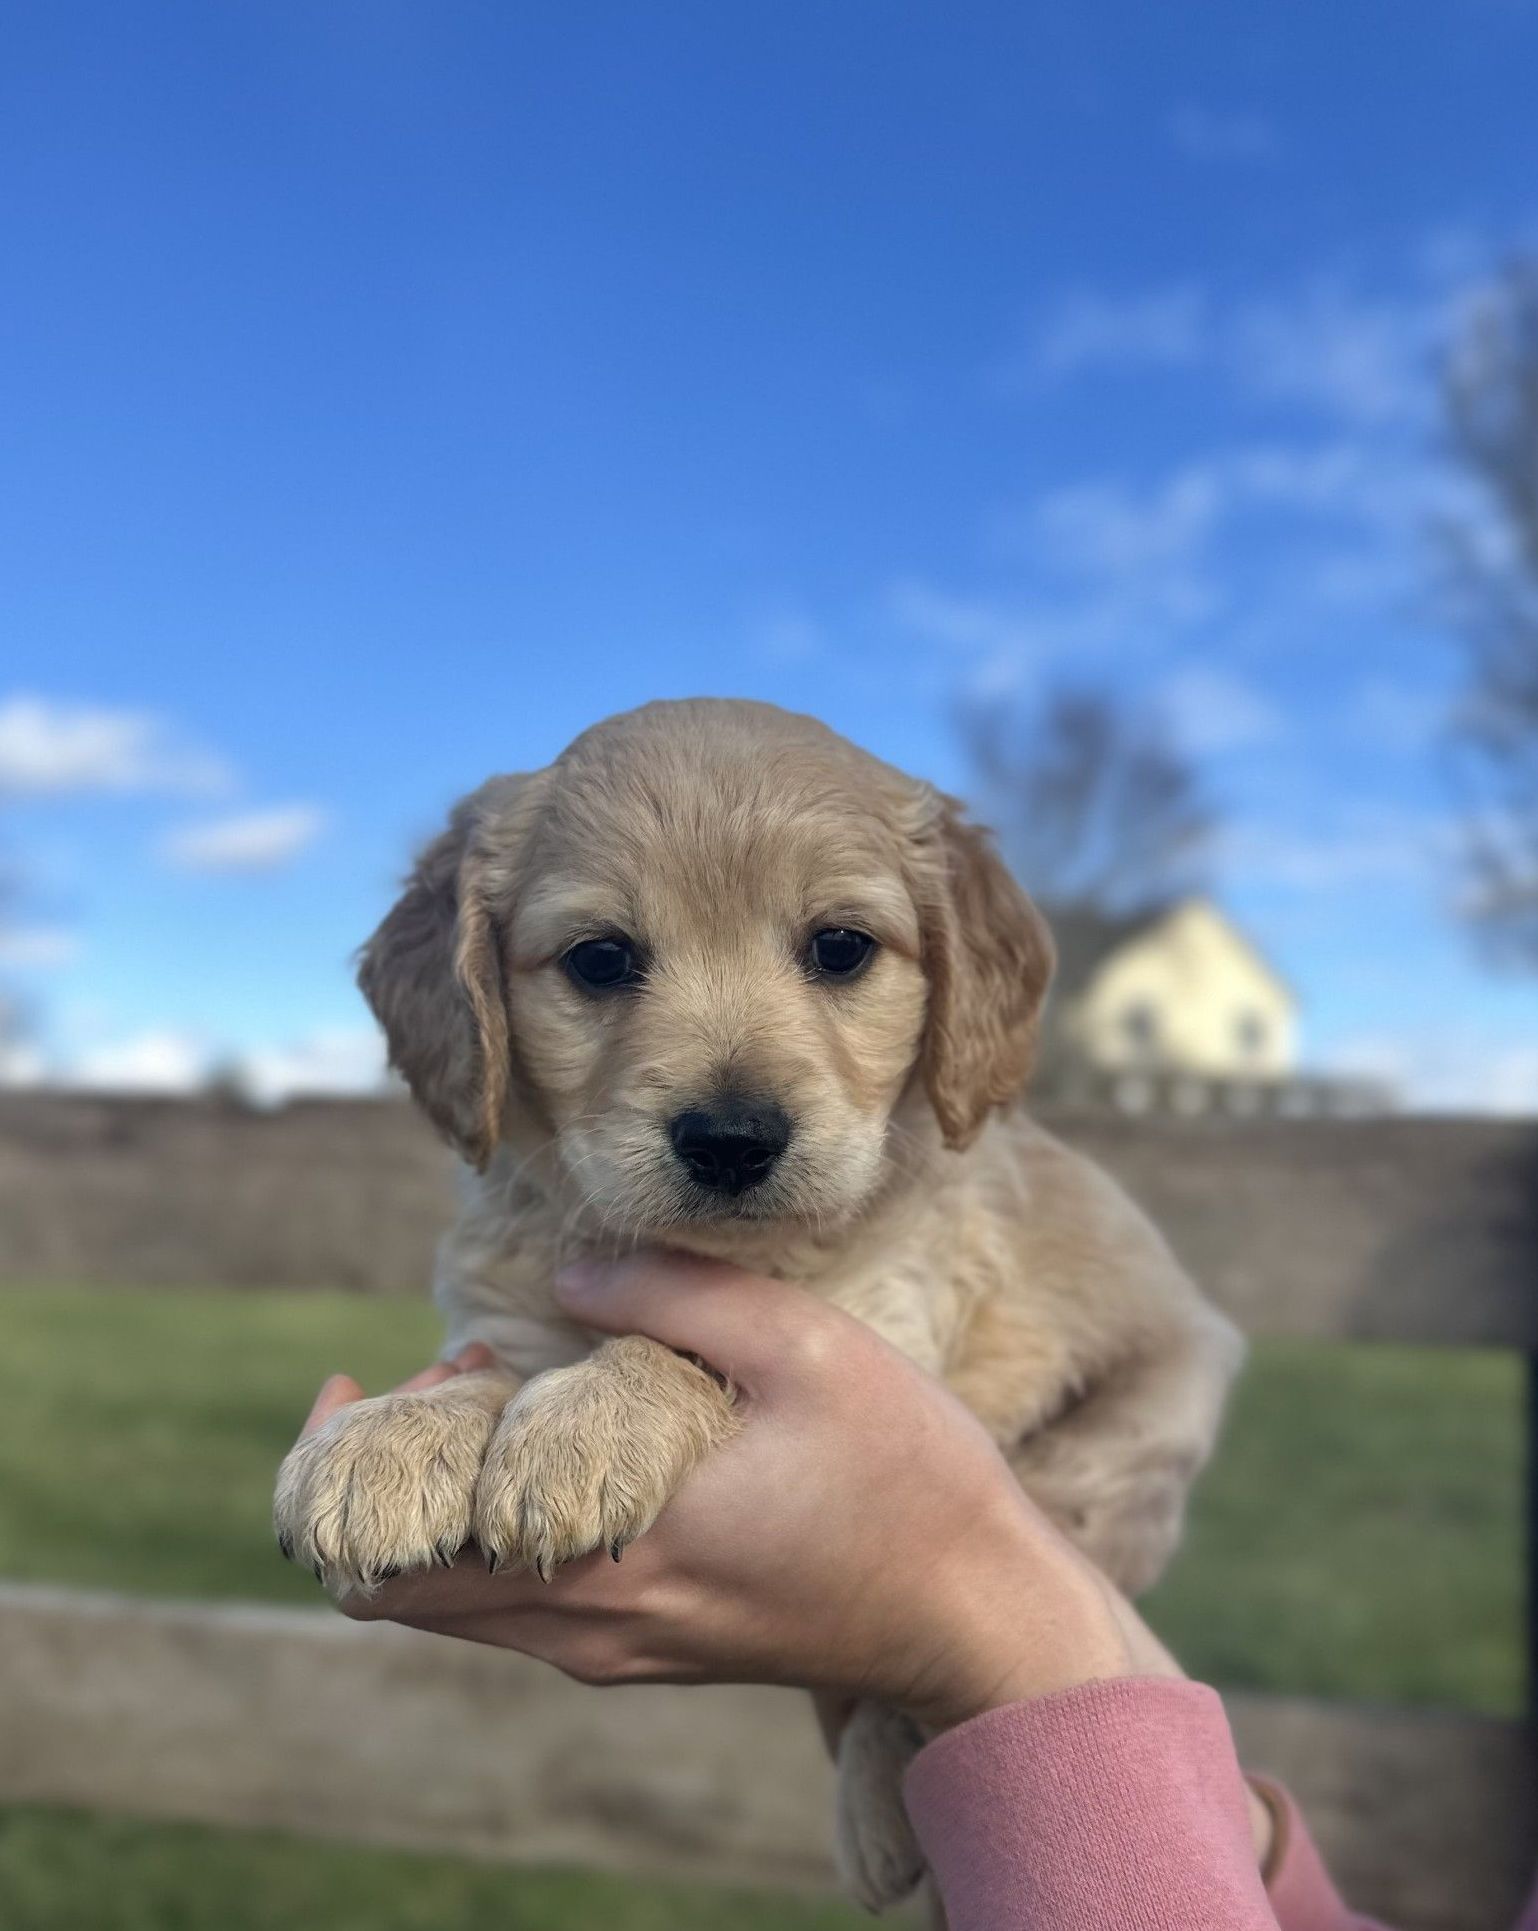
[0,1093,1535,1929]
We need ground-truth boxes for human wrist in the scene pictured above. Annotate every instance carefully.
[888,1513,1128,1730]
[894,1504,1175,1733]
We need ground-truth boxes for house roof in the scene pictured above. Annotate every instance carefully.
[1044,905,1168,999]
[1042,895,1298,1006]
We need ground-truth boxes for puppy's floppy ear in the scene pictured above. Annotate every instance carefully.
[357,775,535,1169]
[914,791,1056,1151]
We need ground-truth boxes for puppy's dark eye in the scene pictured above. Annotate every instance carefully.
[564,937,641,991]
[810,928,876,978]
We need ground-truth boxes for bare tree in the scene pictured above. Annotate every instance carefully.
[964,684,1217,924]
[0,838,39,1080]
[1443,258,1538,964]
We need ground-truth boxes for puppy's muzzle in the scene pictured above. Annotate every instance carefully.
[668,1099,792,1197]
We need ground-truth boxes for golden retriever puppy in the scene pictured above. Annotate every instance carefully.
[274,697,1242,1911]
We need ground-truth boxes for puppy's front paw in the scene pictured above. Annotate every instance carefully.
[473,1337,733,1579]
[274,1383,502,1595]
[834,1701,927,1913]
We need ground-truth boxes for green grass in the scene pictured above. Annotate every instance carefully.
[0,1286,441,1605]
[1145,1336,1523,1714]
[0,1286,1524,1930]
[0,1807,871,1931]
[0,1285,1523,1710]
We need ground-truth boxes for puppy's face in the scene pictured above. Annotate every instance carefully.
[506,742,929,1234]
[360,700,1053,1245]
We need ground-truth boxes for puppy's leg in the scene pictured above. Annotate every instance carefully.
[473,1336,735,1577]
[274,1367,521,1595]
[829,1698,927,1914]
[1008,1312,1242,1595]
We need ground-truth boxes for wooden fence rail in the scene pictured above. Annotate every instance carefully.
[1,1094,1536,1929]
[0,1585,1531,1931]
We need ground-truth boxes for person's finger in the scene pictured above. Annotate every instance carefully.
[451,1341,498,1371]
[392,1341,499,1397]
[553,1252,868,1391]
[395,1361,457,1393]
[300,1373,365,1438]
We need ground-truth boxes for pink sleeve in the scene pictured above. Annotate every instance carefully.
[903,1677,1378,1931]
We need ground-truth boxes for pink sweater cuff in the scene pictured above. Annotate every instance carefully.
[904,1677,1291,1931]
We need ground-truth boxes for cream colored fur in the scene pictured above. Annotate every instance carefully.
[273,697,1243,1912]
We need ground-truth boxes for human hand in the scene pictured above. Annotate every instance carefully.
[296,1256,1178,1733]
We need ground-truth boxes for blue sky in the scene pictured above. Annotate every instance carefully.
[3,0,1537,1108]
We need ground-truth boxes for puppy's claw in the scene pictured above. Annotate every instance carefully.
[275,1529,295,1562]
[534,1554,553,1584]
[610,1538,625,1563]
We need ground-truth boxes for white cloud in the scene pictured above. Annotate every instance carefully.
[887,568,1222,700]
[0,1034,46,1086]
[0,925,79,969]
[234,1026,389,1106]
[1158,666,1288,755]
[1010,253,1471,432]
[1232,279,1434,427]
[0,694,230,797]
[161,804,328,874]
[1328,1032,1538,1116]
[69,1029,210,1094]
[1022,286,1209,382]
[3,1021,389,1102]
[1221,805,1454,893]
[1168,105,1280,164]
[1026,470,1223,578]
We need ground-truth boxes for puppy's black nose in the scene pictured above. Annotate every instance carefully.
[669,1101,791,1196]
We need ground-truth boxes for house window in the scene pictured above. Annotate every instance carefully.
[1235,1011,1268,1059]
[1121,1002,1159,1055]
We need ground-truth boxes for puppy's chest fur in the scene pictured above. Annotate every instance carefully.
[434,1110,1201,1459]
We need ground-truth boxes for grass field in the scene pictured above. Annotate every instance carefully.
[0,1808,874,1931]
[0,1284,1522,1711]
[0,1283,1524,1929]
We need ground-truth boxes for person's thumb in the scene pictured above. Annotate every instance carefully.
[553,1250,858,1392]
[300,1373,365,1439]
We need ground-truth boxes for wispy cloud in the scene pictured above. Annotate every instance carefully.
[1231,279,1436,426]
[3,1022,389,1102]
[68,1028,210,1094]
[235,1026,388,1105]
[1013,285,1209,384]
[0,694,230,797]
[1168,104,1280,164]
[0,925,79,969]
[161,804,328,875]
[1327,1030,1538,1115]
[1158,666,1288,755]
[1011,253,1483,431]
[886,568,1221,698]
[1024,470,1222,578]
[1220,805,1454,893]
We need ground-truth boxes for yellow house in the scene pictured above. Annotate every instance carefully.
[1051,897,1297,1083]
